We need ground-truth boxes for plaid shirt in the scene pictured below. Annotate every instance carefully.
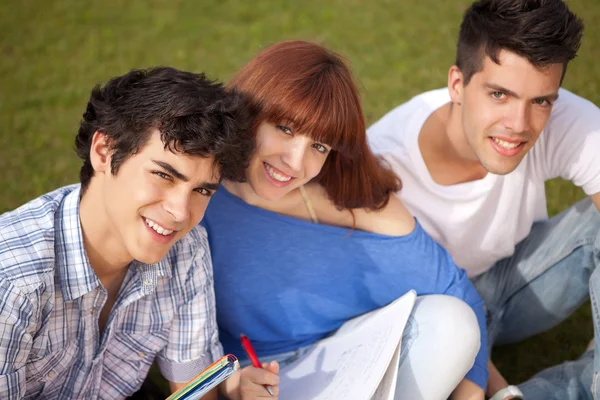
[0,185,223,399]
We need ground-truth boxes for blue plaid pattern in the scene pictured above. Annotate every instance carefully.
[0,185,223,399]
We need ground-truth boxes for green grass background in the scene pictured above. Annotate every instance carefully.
[1,0,598,388]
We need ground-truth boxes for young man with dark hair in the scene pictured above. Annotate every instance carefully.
[368,0,599,399]
[0,67,280,399]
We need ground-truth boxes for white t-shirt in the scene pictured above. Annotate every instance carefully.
[368,88,600,277]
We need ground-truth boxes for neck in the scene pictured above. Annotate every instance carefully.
[79,180,134,280]
[445,103,475,162]
[223,180,300,209]
[419,103,487,185]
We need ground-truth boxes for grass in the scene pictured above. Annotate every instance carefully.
[1,0,599,387]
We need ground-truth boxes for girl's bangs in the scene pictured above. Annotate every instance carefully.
[259,80,362,157]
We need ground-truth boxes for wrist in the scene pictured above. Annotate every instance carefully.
[488,385,523,400]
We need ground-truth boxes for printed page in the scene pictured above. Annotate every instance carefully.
[278,291,416,400]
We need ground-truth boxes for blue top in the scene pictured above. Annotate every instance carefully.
[203,188,489,389]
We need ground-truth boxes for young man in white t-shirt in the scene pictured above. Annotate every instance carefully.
[368,0,600,399]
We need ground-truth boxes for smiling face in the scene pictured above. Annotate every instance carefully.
[88,130,220,265]
[245,121,331,201]
[450,49,563,175]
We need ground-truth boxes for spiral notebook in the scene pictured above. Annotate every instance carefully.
[167,354,240,400]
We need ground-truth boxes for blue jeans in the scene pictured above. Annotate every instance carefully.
[472,198,600,399]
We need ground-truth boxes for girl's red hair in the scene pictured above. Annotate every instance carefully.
[229,40,401,210]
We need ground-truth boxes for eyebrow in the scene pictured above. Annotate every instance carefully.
[151,160,220,191]
[483,83,559,103]
[202,182,221,191]
[152,160,190,182]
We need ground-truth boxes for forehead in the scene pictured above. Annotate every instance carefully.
[474,50,563,97]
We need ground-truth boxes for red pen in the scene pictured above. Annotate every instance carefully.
[240,334,275,396]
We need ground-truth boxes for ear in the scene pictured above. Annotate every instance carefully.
[89,131,112,174]
[448,65,464,106]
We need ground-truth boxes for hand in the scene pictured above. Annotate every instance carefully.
[238,361,280,399]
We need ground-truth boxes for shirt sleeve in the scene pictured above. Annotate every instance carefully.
[157,231,224,383]
[537,90,600,196]
[0,277,35,399]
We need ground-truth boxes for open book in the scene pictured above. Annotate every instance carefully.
[277,290,416,400]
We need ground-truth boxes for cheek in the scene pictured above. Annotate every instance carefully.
[464,96,501,134]
[253,129,279,158]
[189,199,211,225]
[529,111,551,138]
[469,112,498,139]
[306,155,328,179]
[136,177,163,203]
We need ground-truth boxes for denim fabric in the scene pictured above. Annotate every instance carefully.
[472,198,600,399]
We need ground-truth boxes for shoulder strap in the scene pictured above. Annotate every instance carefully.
[299,185,319,224]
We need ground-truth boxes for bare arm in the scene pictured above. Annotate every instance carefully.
[450,378,485,400]
[591,192,600,212]
[486,360,509,398]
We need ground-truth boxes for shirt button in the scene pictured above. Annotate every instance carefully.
[48,370,55,378]
[143,279,152,286]
[91,307,97,314]
[138,351,145,358]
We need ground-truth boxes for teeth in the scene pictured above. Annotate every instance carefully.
[493,137,521,149]
[144,218,174,236]
[264,163,292,182]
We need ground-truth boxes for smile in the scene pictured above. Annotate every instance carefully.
[492,137,522,149]
[264,162,293,182]
[489,136,525,157]
[144,218,175,236]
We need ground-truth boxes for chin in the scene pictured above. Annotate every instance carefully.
[133,249,169,265]
[481,160,520,176]
[249,180,293,202]
[256,187,287,202]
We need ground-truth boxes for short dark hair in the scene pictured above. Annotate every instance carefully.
[75,67,255,193]
[456,0,584,85]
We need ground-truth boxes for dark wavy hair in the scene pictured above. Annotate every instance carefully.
[456,0,584,85]
[75,67,255,193]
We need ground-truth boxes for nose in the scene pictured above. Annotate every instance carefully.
[163,189,191,223]
[504,103,530,134]
[281,137,309,173]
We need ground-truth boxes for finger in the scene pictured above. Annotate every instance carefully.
[266,360,279,374]
[243,365,280,386]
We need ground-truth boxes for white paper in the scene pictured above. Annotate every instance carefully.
[371,343,401,400]
[278,291,416,400]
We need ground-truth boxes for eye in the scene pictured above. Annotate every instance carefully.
[312,143,329,154]
[194,187,213,197]
[490,91,506,100]
[276,125,293,135]
[533,98,551,108]
[153,171,172,181]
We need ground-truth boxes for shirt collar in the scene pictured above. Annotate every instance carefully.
[133,258,171,296]
[55,186,172,300]
[55,186,101,301]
